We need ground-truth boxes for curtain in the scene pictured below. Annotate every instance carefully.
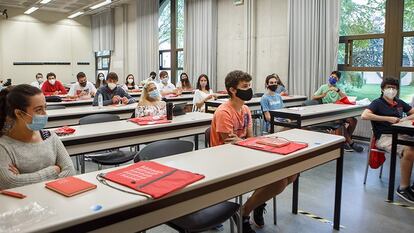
[136,0,159,82]
[184,0,218,90]
[92,9,115,52]
[287,0,340,97]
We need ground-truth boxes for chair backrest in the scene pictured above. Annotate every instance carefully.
[253,92,264,98]
[303,99,321,106]
[134,139,194,162]
[79,114,120,125]
[46,105,66,110]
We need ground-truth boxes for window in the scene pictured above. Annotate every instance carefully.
[96,50,111,79]
[338,0,414,102]
[159,0,184,84]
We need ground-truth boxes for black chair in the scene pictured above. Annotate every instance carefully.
[46,105,66,110]
[253,92,264,98]
[134,139,240,233]
[204,127,211,148]
[78,114,136,172]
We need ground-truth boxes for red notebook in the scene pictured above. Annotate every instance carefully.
[236,137,308,155]
[335,96,355,105]
[54,126,76,136]
[45,176,97,197]
[129,115,171,126]
[103,161,204,199]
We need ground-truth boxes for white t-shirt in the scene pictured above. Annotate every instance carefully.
[192,89,213,112]
[158,82,176,93]
[68,81,97,97]
[30,81,43,89]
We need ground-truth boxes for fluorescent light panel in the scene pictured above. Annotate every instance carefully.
[90,0,112,10]
[24,7,39,14]
[68,11,84,19]
[40,0,52,4]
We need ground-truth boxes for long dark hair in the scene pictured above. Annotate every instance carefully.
[180,72,192,89]
[196,74,210,91]
[267,74,285,87]
[0,84,42,136]
[95,73,106,88]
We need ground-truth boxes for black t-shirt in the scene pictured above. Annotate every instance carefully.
[368,97,412,139]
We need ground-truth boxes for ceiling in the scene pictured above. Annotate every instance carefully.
[0,0,121,14]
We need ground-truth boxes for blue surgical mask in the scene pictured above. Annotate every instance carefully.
[23,112,48,131]
[149,90,160,99]
[328,76,337,86]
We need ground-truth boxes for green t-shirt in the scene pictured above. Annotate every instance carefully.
[314,84,341,104]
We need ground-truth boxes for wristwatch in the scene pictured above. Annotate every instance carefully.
[336,88,340,92]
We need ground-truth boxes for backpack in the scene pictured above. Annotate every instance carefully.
[369,137,386,169]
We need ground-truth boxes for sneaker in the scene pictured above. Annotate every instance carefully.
[396,186,414,204]
[344,143,354,152]
[411,183,414,193]
[350,143,364,153]
[242,216,256,233]
[252,203,267,228]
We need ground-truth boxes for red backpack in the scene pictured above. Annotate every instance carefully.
[369,137,386,169]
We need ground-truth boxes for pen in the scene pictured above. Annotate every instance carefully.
[1,190,26,199]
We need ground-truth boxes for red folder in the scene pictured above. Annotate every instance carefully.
[103,161,204,199]
[45,176,97,197]
[335,96,355,105]
[129,115,171,125]
[54,126,76,136]
[236,137,308,155]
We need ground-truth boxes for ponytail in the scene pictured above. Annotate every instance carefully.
[0,84,42,136]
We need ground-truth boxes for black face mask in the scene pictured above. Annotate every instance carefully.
[236,88,253,101]
[80,82,87,87]
[268,85,277,92]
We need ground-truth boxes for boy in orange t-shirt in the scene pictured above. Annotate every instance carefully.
[210,70,297,233]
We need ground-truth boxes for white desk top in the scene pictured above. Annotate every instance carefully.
[271,103,366,117]
[0,129,344,233]
[57,112,212,142]
[392,120,414,130]
[47,99,93,106]
[47,104,137,118]
[208,95,307,105]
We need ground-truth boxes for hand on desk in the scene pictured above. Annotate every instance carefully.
[121,97,129,105]
[388,117,400,124]
[224,133,242,144]
[112,95,121,104]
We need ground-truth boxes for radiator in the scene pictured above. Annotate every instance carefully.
[354,117,372,139]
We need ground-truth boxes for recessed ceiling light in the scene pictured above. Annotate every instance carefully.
[90,0,112,10]
[40,0,52,4]
[24,7,39,15]
[68,11,84,19]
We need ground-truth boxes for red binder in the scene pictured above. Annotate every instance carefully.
[129,115,171,125]
[54,126,76,136]
[236,137,308,155]
[103,161,204,199]
[335,96,355,105]
[45,176,97,197]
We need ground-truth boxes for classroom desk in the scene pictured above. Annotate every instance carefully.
[163,93,228,105]
[0,129,345,233]
[269,103,367,133]
[128,92,142,97]
[59,112,213,156]
[204,95,307,113]
[47,98,93,107]
[46,104,136,128]
[388,120,414,201]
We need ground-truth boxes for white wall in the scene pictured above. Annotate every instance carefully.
[217,0,289,92]
[0,6,94,85]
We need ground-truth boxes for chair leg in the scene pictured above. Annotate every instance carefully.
[75,156,80,171]
[273,197,277,225]
[80,155,86,174]
[363,149,370,185]
[98,164,102,170]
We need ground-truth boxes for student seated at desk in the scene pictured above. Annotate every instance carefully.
[30,73,44,89]
[312,70,363,152]
[41,72,67,96]
[95,72,106,89]
[361,77,414,203]
[158,71,180,97]
[268,73,288,95]
[68,72,96,99]
[0,84,75,189]
[192,74,216,112]
[176,72,193,91]
[135,81,166,117]
[210,70,297,233]
[260,74,285,132]
[93,72,136,106]
[122,74,139,92]
[140,71,158,87]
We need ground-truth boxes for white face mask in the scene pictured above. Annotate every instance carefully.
[383,88,397,99]
[127,79,134,84]
[99,76,105,81]
[37,78,43,84]
[161,78,168,84]
[48,79,56,85]
[107,83,117,90]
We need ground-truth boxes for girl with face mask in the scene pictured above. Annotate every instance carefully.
[260,74,286,131]
[135,81,166,117]
[122,74,139,92]
[95,73,106,88]
[192,74,216,112]
[0,84,75,189]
